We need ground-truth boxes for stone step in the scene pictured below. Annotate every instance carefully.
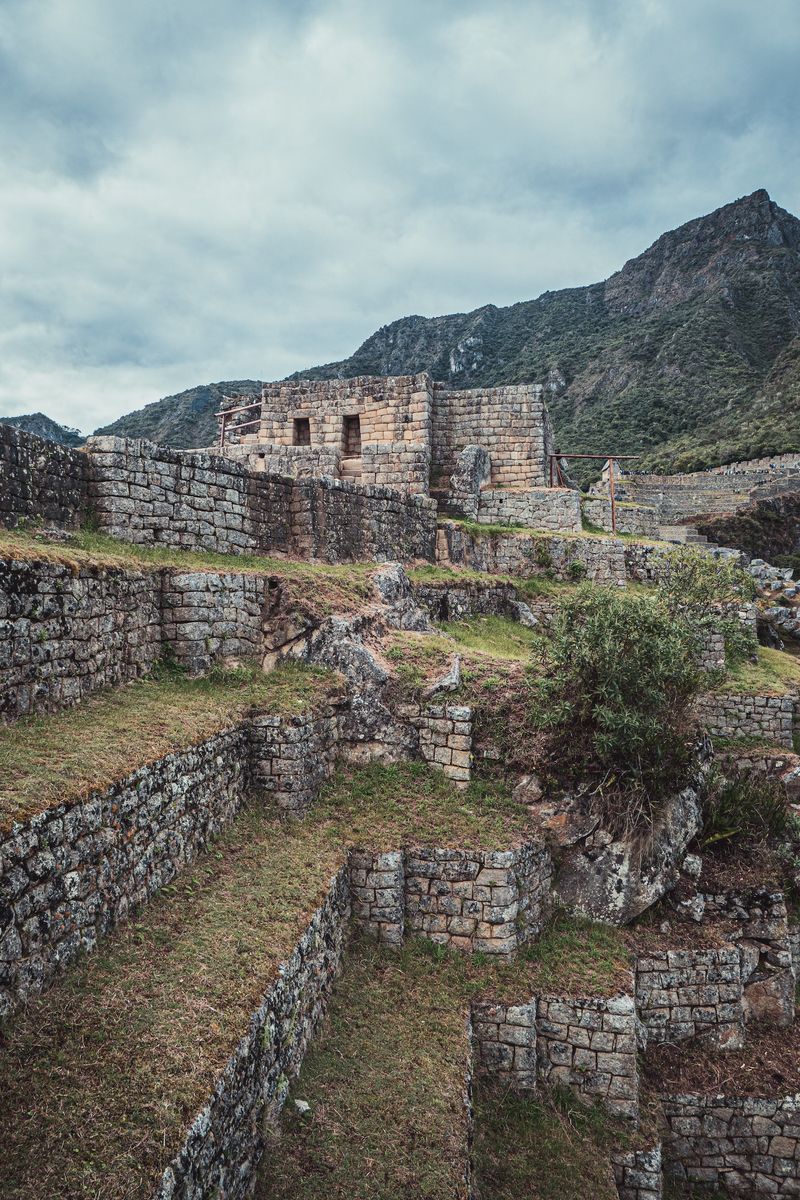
[659,525,709,545]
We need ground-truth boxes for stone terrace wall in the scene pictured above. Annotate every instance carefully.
[661,1093,800,1196]
[611,1144,663,1200]
[85,434,437,564]
[438,522,628,584]
[155,868,350,1200]
[0,426,89,530]
[0,727,249,1016]
[349,841,552,957]
[537,993,640,1122]
[250,706,345,816]
[0,556,161,721]
[477,486,582,532]
[583,497,661,538]
[432,382,554,489]
[161,570,268,675]
[634,946,744,1049]
[694,691,797,747]
[471,999,538,1088]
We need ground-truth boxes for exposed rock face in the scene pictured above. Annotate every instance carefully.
[552,775,706,925]
[448,445,491,520]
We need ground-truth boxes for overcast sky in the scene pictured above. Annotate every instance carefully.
[1,0,799,433]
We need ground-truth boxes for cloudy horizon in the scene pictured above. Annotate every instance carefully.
[1,0,799,434]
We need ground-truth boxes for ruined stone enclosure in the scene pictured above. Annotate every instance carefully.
[218,372,583,530]
[4,421,800,1200]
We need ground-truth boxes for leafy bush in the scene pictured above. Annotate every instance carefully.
[531,587,701,833]
[702,769,795,848]
[568,560,587,581]
[656,546,756,606]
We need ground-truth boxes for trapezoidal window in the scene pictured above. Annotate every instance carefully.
[342,414,361,456]
[292,417,311,446]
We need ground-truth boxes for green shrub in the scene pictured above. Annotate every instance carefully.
[568,560,587,581]
[656,546,757,605]
[531,587,701,833]
[702,769,795,848]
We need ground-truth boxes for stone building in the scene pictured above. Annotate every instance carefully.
[217,373,581,531]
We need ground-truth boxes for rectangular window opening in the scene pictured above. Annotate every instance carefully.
[342,414,361,457]
[293,417,311,446]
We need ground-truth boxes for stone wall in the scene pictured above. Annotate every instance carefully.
[476,486,582,532]
[432,382,555,490]
[536,993,640,1122]
[249,706,345,816]
[634,946,744,1048]
[438,522,628,584]
[0,727,249,1016]
[694,691,797,747]
[471,999,538,1088]
[411,702,472,786]
[85,434,437,564]
[155,867,350,1200]
[228,374,432,494]
[610,1144,663,1200]
[582,497,661,538]
[404,844,551,955]
[349,841,551,957]
[661,1093,800,1195]
[0,556,161,721]
[160,569,268,674]
[412,579,519,622]
[0,425,89,530]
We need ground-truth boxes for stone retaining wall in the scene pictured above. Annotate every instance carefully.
[582,498,661,538]
[694,691,797,747]
[349,841,551,957]
[250,706,345,816]
[0,425,89,530]
[160,570,268,674]
[154,867,350,1200]
[411,703,472,786]
[0,727,249,1016]
[634,947,744,1048]
[438,522,628,584]
[87,434,438,564]
[471,999,538,1088]
[536,993,640,1122]
[661,1093,800,1195]
[0,556,161,721]
[610,1144,663,1200]
[476,487,582,532]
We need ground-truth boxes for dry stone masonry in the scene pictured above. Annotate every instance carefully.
[0,424,88,529]
[471,999,538,1088]
[536,992,640,1122]
[694,691,798,747]
[0,556,161,721]
[634,946,745,1049]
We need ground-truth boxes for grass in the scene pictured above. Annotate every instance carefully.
[437,615,542,660]
[258,935,633,1200]
[0,759,630,1200]
[0,804,347,1200]
[257,939,475,1200]
[0,527,375,614]
[715,645,800,695]
[473,1085,624,1200]
[518,910,632,996]
[0,661,339,829]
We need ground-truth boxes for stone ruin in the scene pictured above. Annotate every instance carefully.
[3,406,800,1199]
[217,372,583,531]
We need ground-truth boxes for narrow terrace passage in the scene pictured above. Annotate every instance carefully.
[258,935,637,1200]
[0,806,345,1200]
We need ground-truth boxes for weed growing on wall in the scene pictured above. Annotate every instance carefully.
[530,587,701,833]
[702,769,796,849]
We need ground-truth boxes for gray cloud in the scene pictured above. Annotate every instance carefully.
[0,0,798,431]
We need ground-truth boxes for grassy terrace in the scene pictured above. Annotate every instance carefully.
[0,662,340,830]
[258,937,633,1200]
[0,527,376,614]
[0,758,630,1200]
[713,645,800,695]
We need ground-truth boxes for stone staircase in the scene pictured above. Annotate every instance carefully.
[658,524,709,545]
